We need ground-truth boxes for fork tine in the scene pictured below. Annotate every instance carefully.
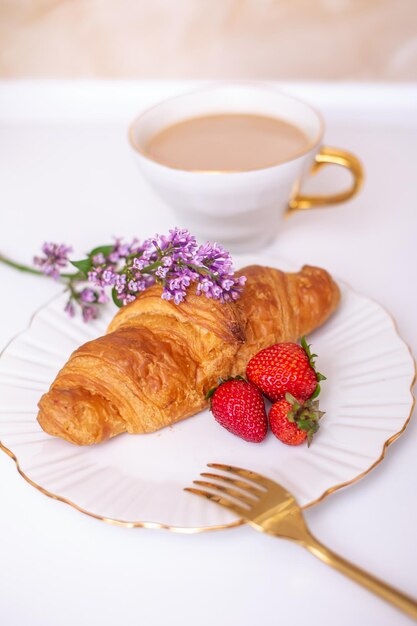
[184,487,247,517]
[200,472,263,497]
[207,463,274,488]
[193,480,255,507]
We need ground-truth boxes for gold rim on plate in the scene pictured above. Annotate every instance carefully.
[0,292,415,533]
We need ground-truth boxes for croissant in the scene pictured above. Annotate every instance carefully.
[37,264,340,445]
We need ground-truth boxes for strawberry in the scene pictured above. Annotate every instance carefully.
[206,377,267,443]
[269,393,324,446]
[246,337,325,403]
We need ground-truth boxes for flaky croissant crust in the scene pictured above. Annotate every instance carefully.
[37,264,340,445]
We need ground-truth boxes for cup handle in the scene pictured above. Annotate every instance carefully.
[288,146,364,212]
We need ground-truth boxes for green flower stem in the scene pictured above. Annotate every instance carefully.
[0,252,80,280]
[186,263,218,280]
[67,281,79,300]
[139,260,163,273]
[0,253,45,277]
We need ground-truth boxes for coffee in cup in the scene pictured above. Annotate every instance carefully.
[144,113,312,172]
[129,84,363,251]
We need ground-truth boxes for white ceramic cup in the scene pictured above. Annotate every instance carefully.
[129,84,363,251]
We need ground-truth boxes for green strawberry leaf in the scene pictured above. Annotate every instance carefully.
[300,336,316,366]
[285,392,299,406]
[205,375,247,402]
[286,410,296,423]
[205,386,217,401]
[290,395,324,446]
[307,421,320,446]
[300,336,326,396]
[310,384,321,400]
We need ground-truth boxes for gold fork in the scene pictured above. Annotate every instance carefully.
[185,463,417,621]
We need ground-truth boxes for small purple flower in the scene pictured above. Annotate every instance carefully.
[124,294,136,304]
[199,278,213,293]
[128,280,139,292]
[102,269,117,285]
[92,253,105,266]
[174,291,186,305]
[80,288,96,303]
[34,242,72,279]
[97,289,108,304]
[88,266,118,288]
[108,252,119,263]
[109,238,132,262]
[133,258,146,270]
[114,273,127,293]
[221,278,235,292]
[64,299,75,318]
[82,304,99,323]
[212,285,223,298]
[155,266,169,279]
[141,248,155,262]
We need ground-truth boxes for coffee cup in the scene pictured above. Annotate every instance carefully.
[129,83,363,251]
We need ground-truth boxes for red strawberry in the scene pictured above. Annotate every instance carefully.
[269,393,324,446]
[206,377,267,443]
[246,337,325,403]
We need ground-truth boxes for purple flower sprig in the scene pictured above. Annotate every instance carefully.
[86,230,246,308]
[33,242,73,279]
[0,229,246,322]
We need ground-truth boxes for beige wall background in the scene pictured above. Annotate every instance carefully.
[0,0,416,79]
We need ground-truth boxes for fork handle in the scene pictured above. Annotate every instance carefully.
[305,536,417,620]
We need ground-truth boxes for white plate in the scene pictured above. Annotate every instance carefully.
[0,255,414,532]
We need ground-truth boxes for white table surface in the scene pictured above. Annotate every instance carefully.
[0,80,416,626]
